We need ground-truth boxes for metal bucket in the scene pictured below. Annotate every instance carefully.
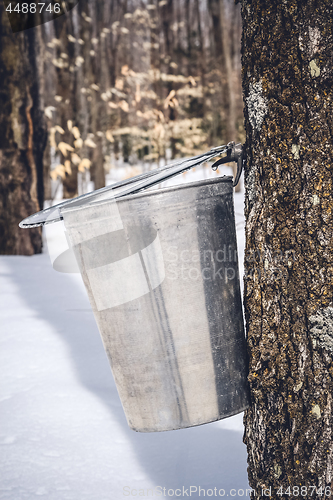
[60,175,249,432]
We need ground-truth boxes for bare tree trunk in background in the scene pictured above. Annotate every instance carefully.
[185,0,191,63]
[161,0,174,59]
[53,13,77,198]
[0,6,46,255]
[219,0,236,142]
[88,0,106,190]
[219,0,240,191]
[194,0,207,121]
[27,25,47,210]
[208,0,241,189]
[242,0,333,496]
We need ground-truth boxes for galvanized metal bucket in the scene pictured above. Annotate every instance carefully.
[61,176,249,432]
[20,144,249,432]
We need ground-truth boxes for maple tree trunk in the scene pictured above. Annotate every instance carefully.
[242,0,333,497]
[0,6,46,255]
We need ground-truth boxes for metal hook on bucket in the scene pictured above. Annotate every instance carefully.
[211,142,243,187]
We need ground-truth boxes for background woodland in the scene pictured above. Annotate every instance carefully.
[40,0,243,199]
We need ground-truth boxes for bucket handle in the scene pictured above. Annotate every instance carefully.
[19,144,231,228]
[19,143,245,229]
[211,142,243,187]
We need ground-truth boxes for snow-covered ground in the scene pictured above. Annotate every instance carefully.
[0,167,249,500]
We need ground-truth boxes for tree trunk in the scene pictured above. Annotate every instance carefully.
[219,0,240,191]
[0,6,46,255]
[242,0,333,497]
[208,0,241,189]
[219,0,236,142]
[53,12,77,199]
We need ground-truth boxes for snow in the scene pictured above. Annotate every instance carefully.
[0,168,249,500]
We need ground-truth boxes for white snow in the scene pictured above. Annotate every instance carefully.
[0,168,249,500]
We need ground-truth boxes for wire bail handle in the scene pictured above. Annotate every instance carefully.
[211,141,243,187]
[19,142,242,229]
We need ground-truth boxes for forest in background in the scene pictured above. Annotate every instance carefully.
[38,0,243,200]
[0,0,243,254]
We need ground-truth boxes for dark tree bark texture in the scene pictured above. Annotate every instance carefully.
[242,0,333,497]
[0,7,47,255]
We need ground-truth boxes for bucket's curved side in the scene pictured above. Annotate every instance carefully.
[195,183,250,419]
[62,177,249,432]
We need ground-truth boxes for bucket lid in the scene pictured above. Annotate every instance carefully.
[19,144,235,228]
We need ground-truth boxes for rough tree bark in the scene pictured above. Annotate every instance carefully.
[242,0,333,497]
[0,6,47,255]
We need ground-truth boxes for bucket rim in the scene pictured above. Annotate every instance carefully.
[115,174,233,203]
[19,145,231,228]
[60,174,234,215]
